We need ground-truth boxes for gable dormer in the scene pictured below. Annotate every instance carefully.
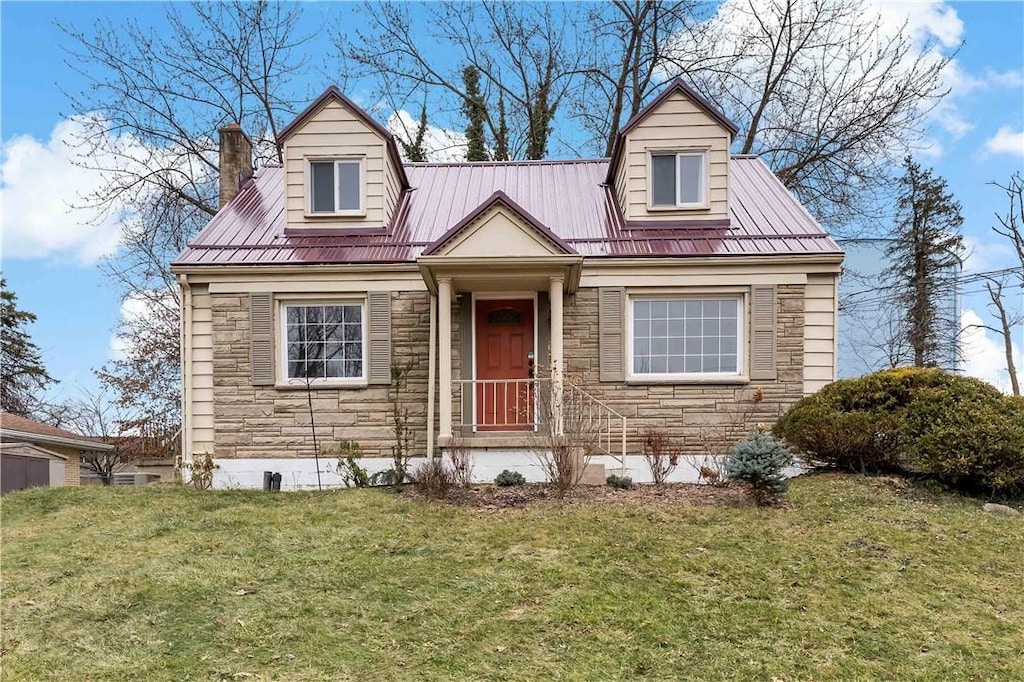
[278,87,409,231]
[606,79,738,225]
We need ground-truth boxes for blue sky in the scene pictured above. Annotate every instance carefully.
[1,1,1022,402]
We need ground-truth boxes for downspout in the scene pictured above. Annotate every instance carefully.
[178,274,192,477]
[426,292,438,460]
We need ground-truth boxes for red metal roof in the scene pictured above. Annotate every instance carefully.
[174,156,842,266]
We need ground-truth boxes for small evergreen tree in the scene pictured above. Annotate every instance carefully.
[493,95,509,162]
[462,65,488,161]
[886,157,964,367]
[399,101,430,162]
[725,431,793,506]
[1,277,55,416]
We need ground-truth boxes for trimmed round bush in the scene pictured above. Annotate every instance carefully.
[901,380,1024,495]
[774,367,1024,495]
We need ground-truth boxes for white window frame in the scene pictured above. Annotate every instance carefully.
[279,298,368,387]
[648,150,708,210]
[307,158,365,216]
[626,293,745,382]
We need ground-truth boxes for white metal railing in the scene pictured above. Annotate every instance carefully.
[454,378,542,430]
[452,376,627,473]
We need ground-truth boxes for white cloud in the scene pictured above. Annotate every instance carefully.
[962,234,1017,274]
[109,290,178,362]
[0,116,134,265]
[960,308,1022,394]
[982,126,1024,158]
[873,0,963,48]
[386,110,469,163]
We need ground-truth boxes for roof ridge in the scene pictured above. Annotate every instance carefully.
[406,158,609,168]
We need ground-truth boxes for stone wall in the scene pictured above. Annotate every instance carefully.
[211,291,431,459]
[208,285,805,460]
[562,285,805,455]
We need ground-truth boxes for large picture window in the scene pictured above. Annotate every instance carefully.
[283,302,365,381]
[309,159,363,214]
[631,297,741,377]
[651,152,706,208]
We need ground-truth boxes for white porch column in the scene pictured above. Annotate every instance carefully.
[549,276,564,436]
[438,278,454,442]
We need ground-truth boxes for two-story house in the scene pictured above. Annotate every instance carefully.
[172,79,843,488]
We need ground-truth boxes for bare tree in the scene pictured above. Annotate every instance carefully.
[978,277,1021,396]
[572,0,704,156]
[61,1,312,423]
[990,173,1024,288]
[973,173,1024,395]
[677,0,952,232]
[341,1,580,160]
[65,390,131,485]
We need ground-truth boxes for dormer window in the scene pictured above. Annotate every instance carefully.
[309,158,363,215]
[650,151,706,209]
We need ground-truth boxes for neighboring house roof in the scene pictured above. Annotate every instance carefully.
[0,413,114,452]
[175,155,841,266]
[277,86,410,190]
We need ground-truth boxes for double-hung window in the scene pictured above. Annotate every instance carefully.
[283,302,366,382]
[650,151,706,208]
[630,297,742,378]
[309,159,363,215]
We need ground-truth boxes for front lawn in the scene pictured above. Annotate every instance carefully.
[2,476,1022,680]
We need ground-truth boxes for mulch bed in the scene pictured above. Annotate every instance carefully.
[399,481,749,510]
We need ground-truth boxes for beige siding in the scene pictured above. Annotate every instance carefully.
[283,99,399,228]
[803,274,838,394]
[618,91,732,222]
[191,286,215,455]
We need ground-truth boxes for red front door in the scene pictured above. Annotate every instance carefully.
[475,298,535,431]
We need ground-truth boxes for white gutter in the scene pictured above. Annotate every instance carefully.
[0,429,114,452]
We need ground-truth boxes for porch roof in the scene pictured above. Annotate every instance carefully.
[174,156,842,266]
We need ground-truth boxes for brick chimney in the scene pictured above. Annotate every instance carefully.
[218,123,253,208]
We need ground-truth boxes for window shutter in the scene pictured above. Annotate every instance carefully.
[599,287,626,382]
[249,293,275,386]
[750,285,777,380]
[367,292,392,385]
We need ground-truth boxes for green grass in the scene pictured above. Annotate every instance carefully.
[2,476,1022,681]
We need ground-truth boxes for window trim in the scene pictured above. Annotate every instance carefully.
[306,157,366,217]
[647,150,708,211]
[625,292,747,384]
[277,298,368,388]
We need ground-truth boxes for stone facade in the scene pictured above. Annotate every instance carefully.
[211,291,432,459]
[562,285,805,455]
[209,285,804,460]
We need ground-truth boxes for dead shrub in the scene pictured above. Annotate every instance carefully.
[446,436,474,488]
[641,427,679,485]
[414,458,454,500]
[529,371,601,498]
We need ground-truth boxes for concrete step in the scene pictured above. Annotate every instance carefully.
[579,461,606,485]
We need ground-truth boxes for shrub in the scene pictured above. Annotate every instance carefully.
[494,469,525,487]
[606,474,633,490]
[187,453,216,490]
[334,441,370,488]
[447,437,474,488]
[725,431,793,506]
[369,469,397,487]
[901,380,1024,496]
[775,367,1024,496]
[774,367,960,473]
[641,427,678,485]
[414,458,454,500]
